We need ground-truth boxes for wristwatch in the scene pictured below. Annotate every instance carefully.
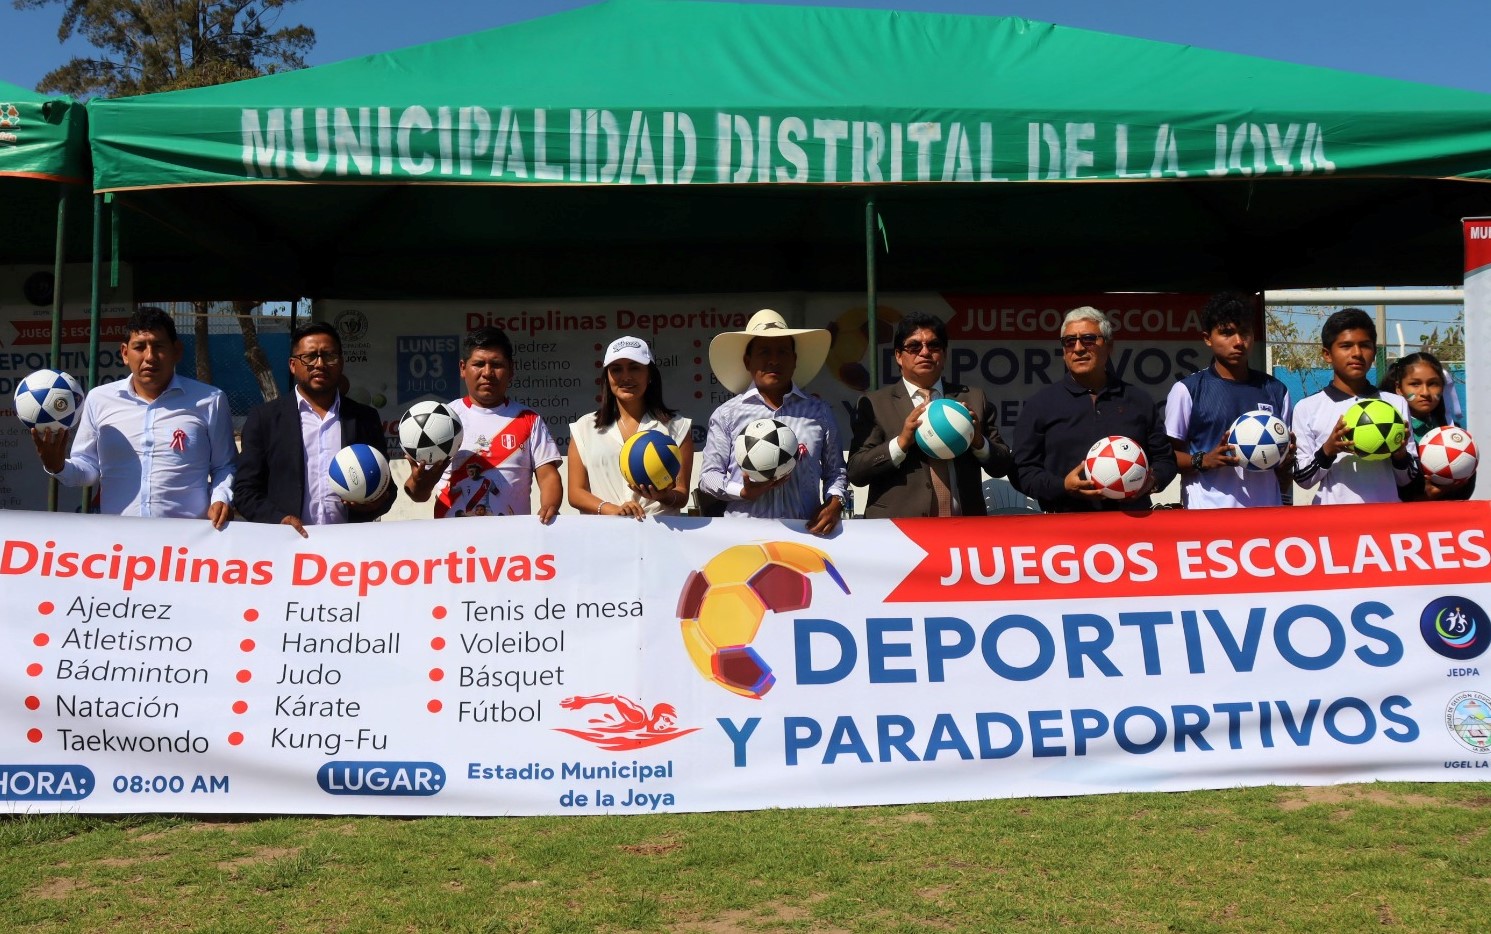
[1189,447,1210,472]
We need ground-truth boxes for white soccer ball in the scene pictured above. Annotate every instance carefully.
[1083,435,1151,500]
[914,398,975,461]
[1419,426,1478,487]
[398,400,464,465]
[328,444,391,504]
[13,368,85,433]
[735,418,800,483]
[1227,410,1291,472]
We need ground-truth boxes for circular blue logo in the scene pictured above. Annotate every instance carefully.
[1419,596,1488,660]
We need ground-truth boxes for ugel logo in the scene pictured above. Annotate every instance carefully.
[1420,596,1488,660]
[677,541,849,698]
[0,764,93,800]
[1445,691,1491,754]
[317,761,445,796]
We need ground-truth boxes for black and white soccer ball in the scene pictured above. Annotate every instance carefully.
[398,400,464,465]
[734,418,800,483]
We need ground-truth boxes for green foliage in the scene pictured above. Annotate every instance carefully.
[1264,305,1323,374]
[1420,307,1466,363]
[2,785,1488,932]
[15,0,314,97]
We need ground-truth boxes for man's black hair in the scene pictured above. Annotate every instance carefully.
[893,311,948,350]
[1321,308,1376,348]
[127,306,179,343]
[291,321,342,352]
[1200,292,1256,335]
[463,326,514,362]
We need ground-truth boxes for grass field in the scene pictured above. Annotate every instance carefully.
[3,782,1488,933]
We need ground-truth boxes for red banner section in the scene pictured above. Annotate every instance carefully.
[938,293,1259,343]
[9,318,129,346]
[1465,219,1491,274]
[887,502,1491,602]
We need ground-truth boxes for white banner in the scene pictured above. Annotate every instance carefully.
[3,505,1487,814]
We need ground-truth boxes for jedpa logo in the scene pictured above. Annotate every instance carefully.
[1420,596,1488,660]
[676,541,850,698]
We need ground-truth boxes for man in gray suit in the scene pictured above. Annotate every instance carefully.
[848,311,1012,517]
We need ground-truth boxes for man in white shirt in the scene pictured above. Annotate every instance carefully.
[405,327,563,521]
[33,307,235,526]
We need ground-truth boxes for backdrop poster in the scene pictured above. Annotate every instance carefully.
[326,291,1229,456]
[1465,219,1490,496]
[0,264,133,512]
[2,505,1487,815]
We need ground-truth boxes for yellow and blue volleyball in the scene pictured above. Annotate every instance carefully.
[620,429,682,489]
[1344,398,1406,462]
[914,398,976,460]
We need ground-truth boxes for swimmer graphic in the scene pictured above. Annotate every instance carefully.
[555,693,700,750]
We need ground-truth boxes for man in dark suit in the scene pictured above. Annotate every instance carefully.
[848,311,1012,517]
[234,322,395,536]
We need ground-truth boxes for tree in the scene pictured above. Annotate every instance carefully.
[1419,308,1465,363]
[1264,306,1322,374]
[17,0,314,98]
[25,0,310,403]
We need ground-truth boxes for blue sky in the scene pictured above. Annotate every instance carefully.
[8,0,1491,94]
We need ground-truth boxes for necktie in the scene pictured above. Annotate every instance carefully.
[918,390,954,517]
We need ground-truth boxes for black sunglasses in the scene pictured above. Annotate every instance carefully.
[1059,334,1103,350]
[899,340,946,355]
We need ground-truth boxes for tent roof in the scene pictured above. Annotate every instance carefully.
[81,0,1491,299]
[0,79,91,266]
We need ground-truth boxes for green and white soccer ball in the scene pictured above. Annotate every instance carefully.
[1344,398,1406,461]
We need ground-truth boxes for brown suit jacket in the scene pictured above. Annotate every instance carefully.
[847,381,1012,518]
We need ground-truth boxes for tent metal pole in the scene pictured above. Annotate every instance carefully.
[80,192,104,514]
[50,186,66,367]
[865,197,879,390]
[45,185,68,511]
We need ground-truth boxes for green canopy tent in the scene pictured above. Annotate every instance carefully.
[0,78,90,344]
[83,0,1491,302]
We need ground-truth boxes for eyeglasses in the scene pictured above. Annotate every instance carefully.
[898,340,946,356]
[1059,334,1103,350]
[290,351,342,366]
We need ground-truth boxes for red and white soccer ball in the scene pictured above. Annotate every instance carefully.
[1083,435,1151,500]
[1418,426,1478,487]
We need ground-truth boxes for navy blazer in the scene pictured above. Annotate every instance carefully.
[234,391,395,524]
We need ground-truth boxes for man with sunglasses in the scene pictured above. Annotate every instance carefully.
[1013,306,1176,512]
[234,322,395,536]
[848,311,1012,517]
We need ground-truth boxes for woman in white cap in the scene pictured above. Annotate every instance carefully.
[568,335,694,518]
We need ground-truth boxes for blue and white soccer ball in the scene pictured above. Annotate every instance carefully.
[329,444,391,504]
[13,368,85,433]
[914,398,975,460]
[735,418,799,483]
[1227,410,1290,471]
[398,400,464,465]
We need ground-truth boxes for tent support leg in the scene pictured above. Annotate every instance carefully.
[45,185,68,512]
[865,196,879,391]
[79,192,105,515]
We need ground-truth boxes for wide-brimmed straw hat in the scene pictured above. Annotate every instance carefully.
[708,309,832,394]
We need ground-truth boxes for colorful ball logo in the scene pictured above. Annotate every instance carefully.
[677,542,850,698]
[1419,596,1487,660]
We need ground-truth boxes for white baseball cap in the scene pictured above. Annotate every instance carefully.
[603,335,654,367]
